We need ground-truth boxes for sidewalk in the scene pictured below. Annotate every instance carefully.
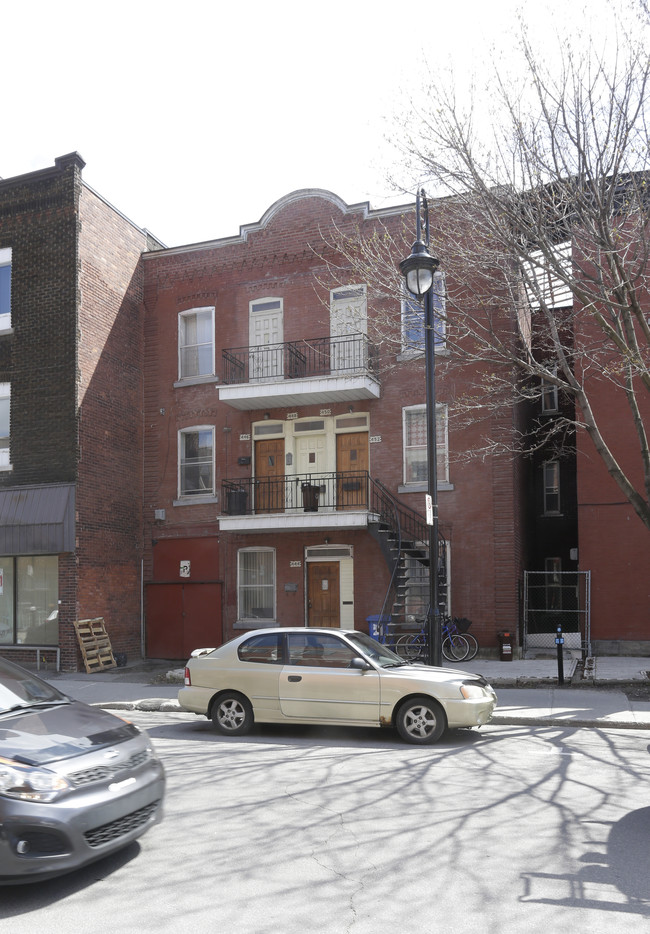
[37,654,650,731]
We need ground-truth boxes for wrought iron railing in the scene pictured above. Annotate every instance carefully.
[222,471,370,514]
[222,333,378,384]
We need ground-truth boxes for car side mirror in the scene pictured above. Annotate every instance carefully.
[349,657,372,671]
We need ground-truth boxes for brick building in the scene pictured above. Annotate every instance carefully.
[0,153,162,670]
[0,155,645,668]
[140,190,527,658]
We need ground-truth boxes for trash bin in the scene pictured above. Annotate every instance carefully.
[366,615,390,642]
[301,483,320,512]
[497,631,513,661]
[226,489,248,515]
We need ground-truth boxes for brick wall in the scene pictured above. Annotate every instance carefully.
[74,184,150,662]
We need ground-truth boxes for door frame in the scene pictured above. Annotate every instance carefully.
[304,544,354,628]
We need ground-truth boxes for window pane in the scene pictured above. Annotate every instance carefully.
[238,550,275,620]
[180,429,213,495]
[238,633,281,663]
[0,560,14,644]
[404,406,448,484]
[17,557,58,645]
[179,310,213,378]
[0,263,10,328]
[544,462,560,513]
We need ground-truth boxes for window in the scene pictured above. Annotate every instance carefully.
[0,556,59,646]
[401,271,445,353]
[287,631,357,668]
[178,307,214,379]
[541,374,559,413]
[238,632,282,664]
[403,404,449,485]
[238,548,275,621]
[0,383,9,469]
[0,248,11,331]
[543,461,560,514]
[179,427,214,497]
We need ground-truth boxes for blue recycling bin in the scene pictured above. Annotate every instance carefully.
[366,615,391,642]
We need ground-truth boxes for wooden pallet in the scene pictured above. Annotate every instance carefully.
[74,617,116,673]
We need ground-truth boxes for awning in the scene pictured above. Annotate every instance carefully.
[0,483,75,555]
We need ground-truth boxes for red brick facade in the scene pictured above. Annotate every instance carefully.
[141,191,526,653]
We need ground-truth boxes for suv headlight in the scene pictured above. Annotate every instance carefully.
[0,757,72,802]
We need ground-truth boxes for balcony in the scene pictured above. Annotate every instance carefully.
[219,471,376,532]
[218,333,380,410]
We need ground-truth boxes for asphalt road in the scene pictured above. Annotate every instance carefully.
[1,713,649,933]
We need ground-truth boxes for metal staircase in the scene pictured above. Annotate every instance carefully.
[368,478,447,643]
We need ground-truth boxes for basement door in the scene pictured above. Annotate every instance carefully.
[307,562,340,628]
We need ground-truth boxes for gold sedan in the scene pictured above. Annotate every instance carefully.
[178,628,497,745]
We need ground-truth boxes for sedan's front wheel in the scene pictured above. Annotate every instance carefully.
[395,695,446,744]
[211,692,254,735]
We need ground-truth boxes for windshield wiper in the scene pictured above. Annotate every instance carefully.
[0,699,71,715]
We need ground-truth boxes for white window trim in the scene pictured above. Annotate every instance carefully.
[541,372,559,413]
[0,382,11,471]
[401,403,449,489]
[399,272,446,356]
[178,306,215,382]
[176,425,215,501]
[543,460,561,515]
[235,547,276,627]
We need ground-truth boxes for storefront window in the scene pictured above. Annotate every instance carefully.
[0,556,58,645]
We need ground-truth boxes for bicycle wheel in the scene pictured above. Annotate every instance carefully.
[395,634,414,659]
[397,633,425,661]
[462,632,479,661]
[441,634,469,661]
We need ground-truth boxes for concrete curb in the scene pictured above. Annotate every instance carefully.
[94,699,650,731]
[489,714,650,730]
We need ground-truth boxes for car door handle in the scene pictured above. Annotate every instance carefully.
[288,675,302,682]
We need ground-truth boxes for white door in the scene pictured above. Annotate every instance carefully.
[329,285,367,373]
[249,298,283,380]
[296,434,328,475]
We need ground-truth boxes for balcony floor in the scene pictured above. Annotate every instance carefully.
[218,509,376,533]
[218,373,380,410]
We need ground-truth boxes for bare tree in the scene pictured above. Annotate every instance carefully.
[326,9,650,530]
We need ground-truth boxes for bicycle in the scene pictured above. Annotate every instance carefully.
[447,616,479,661]
[395,616,471,663]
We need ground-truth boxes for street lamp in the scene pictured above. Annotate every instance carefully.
[399,190,442,667]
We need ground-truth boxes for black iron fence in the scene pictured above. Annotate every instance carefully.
[222,472,370,514]
[222,333,378,384]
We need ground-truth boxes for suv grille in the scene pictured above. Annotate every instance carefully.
[69,750,151,787]
[84,800,161,848]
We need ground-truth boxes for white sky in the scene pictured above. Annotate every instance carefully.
[1,0,640,247]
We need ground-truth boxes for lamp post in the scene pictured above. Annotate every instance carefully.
[399,190,441,667]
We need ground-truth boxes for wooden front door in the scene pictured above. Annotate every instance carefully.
[336,432,369,510]
[307,562,340,628]
[255,438,285,513]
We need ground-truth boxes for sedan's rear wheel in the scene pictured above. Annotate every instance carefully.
[211,692,254,735]
[395,695,446,744]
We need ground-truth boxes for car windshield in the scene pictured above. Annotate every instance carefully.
[0,657,68,714]
[346,632,410,668]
